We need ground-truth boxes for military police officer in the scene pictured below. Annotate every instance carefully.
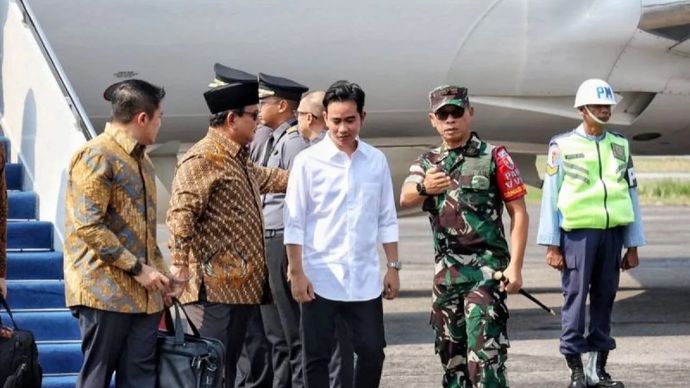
[400,85,529,388]
[537,79,645,388]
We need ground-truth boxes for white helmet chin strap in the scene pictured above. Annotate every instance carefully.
[584,105,607,125]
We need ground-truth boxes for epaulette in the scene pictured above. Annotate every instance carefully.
[608,130,627,139]
[549,130,575,144]
[286,125,298,134]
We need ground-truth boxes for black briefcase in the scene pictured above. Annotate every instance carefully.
[156,299,225,388]
[0,295,42,388]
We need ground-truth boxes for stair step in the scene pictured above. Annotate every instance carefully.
[5,163,23,190]
[0,136,9,160]
[7,221,53,250]
[6,280,65,309]
[6,251,63,280]
[38,341,83,374]
[43,374,115,388]
[8,191,38,220]
[43,374,78,388]
[0,309,79,341]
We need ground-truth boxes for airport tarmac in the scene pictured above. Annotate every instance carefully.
[157,204,690,387]
[380,205,690,387]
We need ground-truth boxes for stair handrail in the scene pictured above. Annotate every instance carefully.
[15,0,97,140]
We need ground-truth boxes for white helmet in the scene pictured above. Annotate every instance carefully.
[573,78,618,108]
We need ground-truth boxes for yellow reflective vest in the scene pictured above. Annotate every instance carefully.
[555,131,634,230]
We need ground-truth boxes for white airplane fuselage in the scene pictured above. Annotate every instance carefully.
[27,0,690,187]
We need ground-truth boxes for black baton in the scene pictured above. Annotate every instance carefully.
[493,271,557,316]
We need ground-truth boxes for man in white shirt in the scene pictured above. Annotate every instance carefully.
[284,80,400,388]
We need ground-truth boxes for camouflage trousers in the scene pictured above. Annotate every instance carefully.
[431,281,510,388]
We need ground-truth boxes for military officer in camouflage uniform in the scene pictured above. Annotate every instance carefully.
[400,85,529,388]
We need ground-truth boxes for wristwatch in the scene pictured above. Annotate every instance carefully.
[416,182,428,196]
[386,260,402,270]
[128,261,143,276]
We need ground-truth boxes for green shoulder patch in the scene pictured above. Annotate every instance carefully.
[611,143,626,162]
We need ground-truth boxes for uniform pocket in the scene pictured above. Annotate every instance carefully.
[564,253,577,270]
[459,173,491,207]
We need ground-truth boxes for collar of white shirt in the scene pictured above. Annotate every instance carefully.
[321,132,372,160]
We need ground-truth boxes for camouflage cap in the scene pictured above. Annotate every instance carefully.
[429,85,469,112]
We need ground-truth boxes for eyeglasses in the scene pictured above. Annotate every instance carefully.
[244,110,260,121]
[232,109,259,121]
[434,107,465,121]
[297,111,317,119]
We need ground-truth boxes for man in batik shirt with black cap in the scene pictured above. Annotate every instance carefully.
[166,63,288,388]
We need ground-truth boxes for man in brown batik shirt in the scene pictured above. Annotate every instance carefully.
[65,79,180,388]
[166,64,288,388]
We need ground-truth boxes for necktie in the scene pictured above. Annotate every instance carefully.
[260,135,275,167]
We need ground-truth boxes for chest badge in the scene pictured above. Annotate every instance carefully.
[611,143,626,162]
[471,175,490,190]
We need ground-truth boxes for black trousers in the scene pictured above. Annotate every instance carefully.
[71,306,160,388]
[262,233,303,388]
[236,306,273,388]
[183,302,254,388]
[241,233,353,388]
[301,294,385,388]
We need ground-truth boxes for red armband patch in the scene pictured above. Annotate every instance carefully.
[494,146,527,202]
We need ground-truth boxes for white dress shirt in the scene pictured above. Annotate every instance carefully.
[283,134,399,302]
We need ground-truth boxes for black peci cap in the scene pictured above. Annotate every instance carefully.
[204,64,259,114]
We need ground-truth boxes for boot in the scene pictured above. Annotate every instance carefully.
[585,351,624,387]
[565,354,587,388]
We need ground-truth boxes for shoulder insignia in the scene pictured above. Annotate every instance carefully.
[286,125,298,134]
[608,130,627,139]
[611,143,626,162]
[546,143,560,175]
[493,146,513,169]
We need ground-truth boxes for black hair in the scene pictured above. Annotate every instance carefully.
[208,109,248,127]
[110,79,165,123]
[209,110,230,127]
[322,80,365,114]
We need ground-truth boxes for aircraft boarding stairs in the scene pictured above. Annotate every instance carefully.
[0,136,86,388]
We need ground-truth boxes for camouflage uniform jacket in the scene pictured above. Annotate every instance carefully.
[404,133,526,286]
[64,123,169,314]
[167,128,288,305]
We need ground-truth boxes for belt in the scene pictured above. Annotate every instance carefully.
[265,229,284,238]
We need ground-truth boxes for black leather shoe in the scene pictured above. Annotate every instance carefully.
[565,354,587,388]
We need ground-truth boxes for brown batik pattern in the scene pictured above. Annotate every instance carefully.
[167,128,288,305]
[64,124,169,314]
